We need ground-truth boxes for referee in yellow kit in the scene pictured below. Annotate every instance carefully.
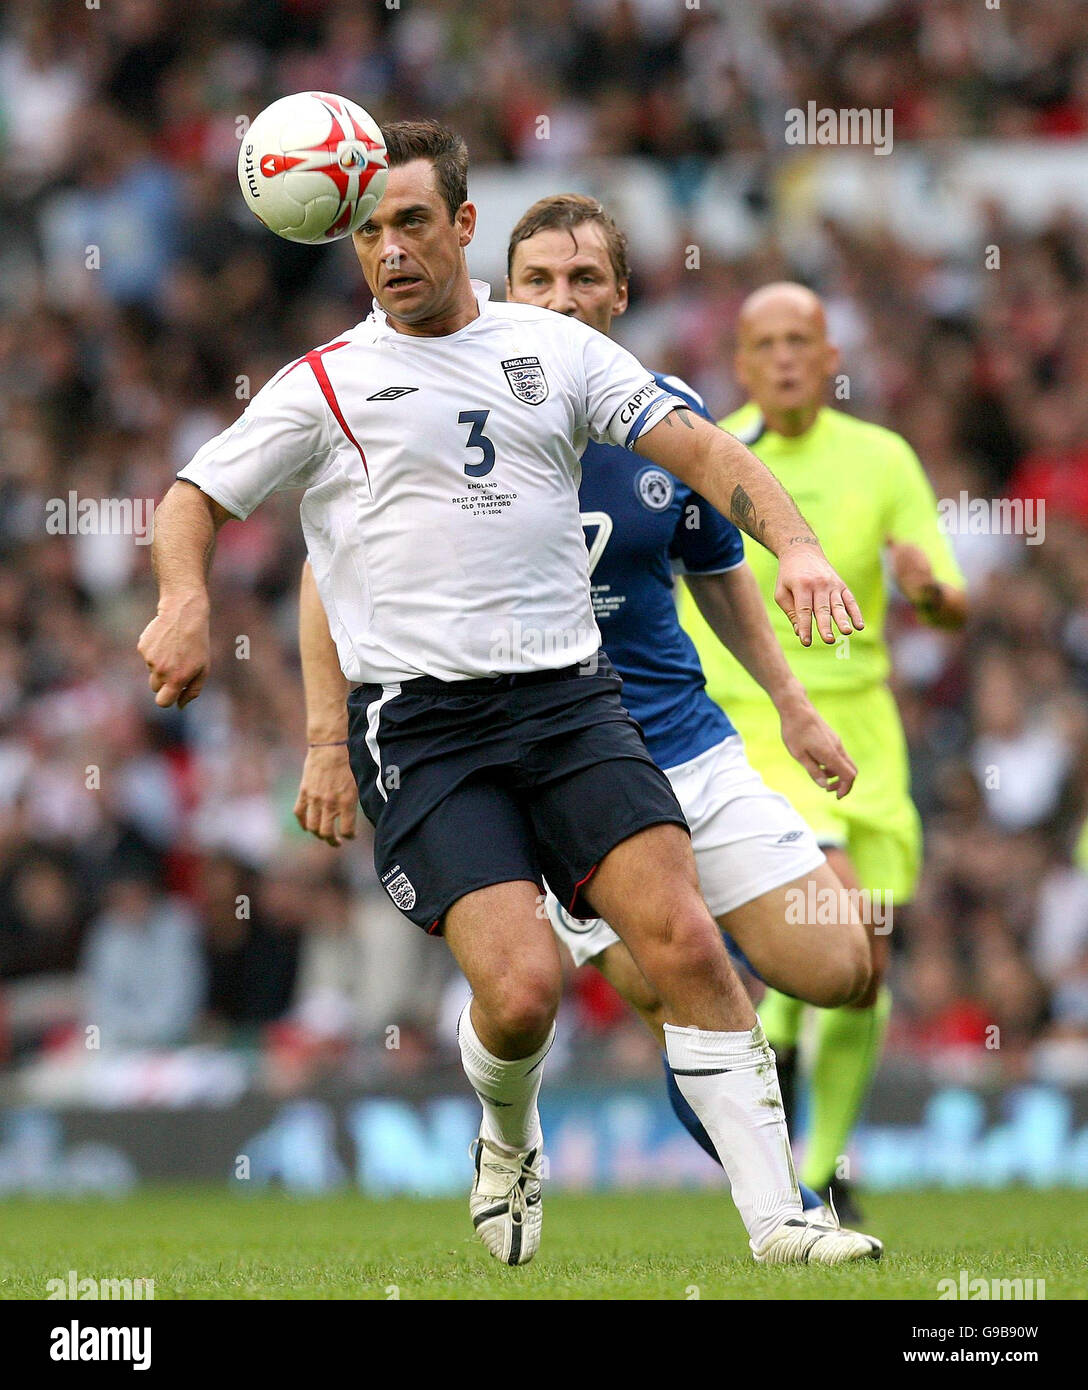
[681,282,967,1219]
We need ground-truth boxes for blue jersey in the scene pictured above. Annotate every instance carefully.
[579,373,743,769]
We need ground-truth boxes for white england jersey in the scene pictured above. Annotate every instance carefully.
[178,281,681,684]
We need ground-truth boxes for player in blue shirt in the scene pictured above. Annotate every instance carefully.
[295,196,877,1233]
[577,374,743,774]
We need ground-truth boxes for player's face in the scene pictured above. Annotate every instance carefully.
[506,223,628,334]
[352,160,476,326]
[734,300,839,415]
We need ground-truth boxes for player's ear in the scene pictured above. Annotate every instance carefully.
[824,340,841,377]
[456,201,476,249]
[504,276,513,301]
[612,277,629,318]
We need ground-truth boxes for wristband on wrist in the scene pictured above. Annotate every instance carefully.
[308,740,348,747]
[913,582,943,617]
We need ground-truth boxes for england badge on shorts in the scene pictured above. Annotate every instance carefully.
[501,356,549,405]
[381,865,417,912]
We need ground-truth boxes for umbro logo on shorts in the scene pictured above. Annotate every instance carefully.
[777,830,804,843]
[367,386,418,401]
[381,865,417,910]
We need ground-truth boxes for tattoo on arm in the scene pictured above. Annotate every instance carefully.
[786,535,820,547]
[663,407,697,431]
[729,484,766,544]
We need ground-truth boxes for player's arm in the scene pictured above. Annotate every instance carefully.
[684,564,856,797]
[137,481,234,708]
[668,451,855,795]
[294,560,357,847]
[138,362,329,710]
[634,409,863,646]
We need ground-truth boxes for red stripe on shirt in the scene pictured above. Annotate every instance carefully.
[284,340,369,479]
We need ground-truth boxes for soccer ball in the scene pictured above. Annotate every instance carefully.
[238,92,388,244]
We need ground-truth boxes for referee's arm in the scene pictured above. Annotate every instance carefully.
[884,436,968,629]
[634,409,863,646]
[137,480,235,709]
[887,541,967,629]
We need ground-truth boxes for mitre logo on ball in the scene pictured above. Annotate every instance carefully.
[238,91,388,244]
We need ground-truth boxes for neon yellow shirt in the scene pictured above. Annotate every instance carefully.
[680,405,965,699]
[1075,817,1088,875]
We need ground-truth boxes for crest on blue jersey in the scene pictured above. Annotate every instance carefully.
[635,466,674,512]
[501,355,549,405]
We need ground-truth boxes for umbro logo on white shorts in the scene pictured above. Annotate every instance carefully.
[777,830,804,843]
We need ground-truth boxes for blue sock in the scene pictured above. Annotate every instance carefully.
[661,1054,824,1210]
[662,1052,719,1162]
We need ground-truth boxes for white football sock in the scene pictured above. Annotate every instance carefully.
[664,1020,802,1250]
[457,1002,554,1153]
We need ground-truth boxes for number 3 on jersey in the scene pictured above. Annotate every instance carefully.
[458,410,496,477]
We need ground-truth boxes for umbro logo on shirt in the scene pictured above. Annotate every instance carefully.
[367,387,418,401]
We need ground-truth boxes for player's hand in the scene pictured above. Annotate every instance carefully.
[779,700,857,799]
[887,541,937,605]
[294,744,357,847]
[137,594,211,709]
[774,543,864,646]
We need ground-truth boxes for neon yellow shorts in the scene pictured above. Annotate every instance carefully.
[725,682,922,903]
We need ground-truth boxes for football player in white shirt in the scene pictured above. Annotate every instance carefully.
[139,120,874,1269]
[296,193,883,1238]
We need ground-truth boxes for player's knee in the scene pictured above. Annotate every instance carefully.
[488,971,560,1050]
[657,902,725,979]
[822,930,873,1007]
[847,944,885,1010]
[635,999,668,1045]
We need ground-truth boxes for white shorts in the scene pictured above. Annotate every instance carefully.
[546,734,825,968]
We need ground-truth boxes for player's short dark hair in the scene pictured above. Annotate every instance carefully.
[380,119,468,223]
[507,194,631,287]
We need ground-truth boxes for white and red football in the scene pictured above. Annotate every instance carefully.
[238,92,388,244]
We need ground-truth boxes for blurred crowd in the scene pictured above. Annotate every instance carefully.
[6,0,1088,184]
[2,0,1088,1097]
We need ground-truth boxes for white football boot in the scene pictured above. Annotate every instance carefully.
[753,1214,884,1265]
[801,1202,838,1227]
[468,1136,543,1266]
[800,1186,885,1251]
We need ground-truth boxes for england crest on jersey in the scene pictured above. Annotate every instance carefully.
[501,356,549,405]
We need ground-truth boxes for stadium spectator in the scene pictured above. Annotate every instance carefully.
[81,866,205,1049]
[200,852,302,1033]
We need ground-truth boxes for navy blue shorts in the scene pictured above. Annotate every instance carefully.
[346,652,688,932]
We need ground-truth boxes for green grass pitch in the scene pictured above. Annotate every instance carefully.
[0,1188,1083,1300]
